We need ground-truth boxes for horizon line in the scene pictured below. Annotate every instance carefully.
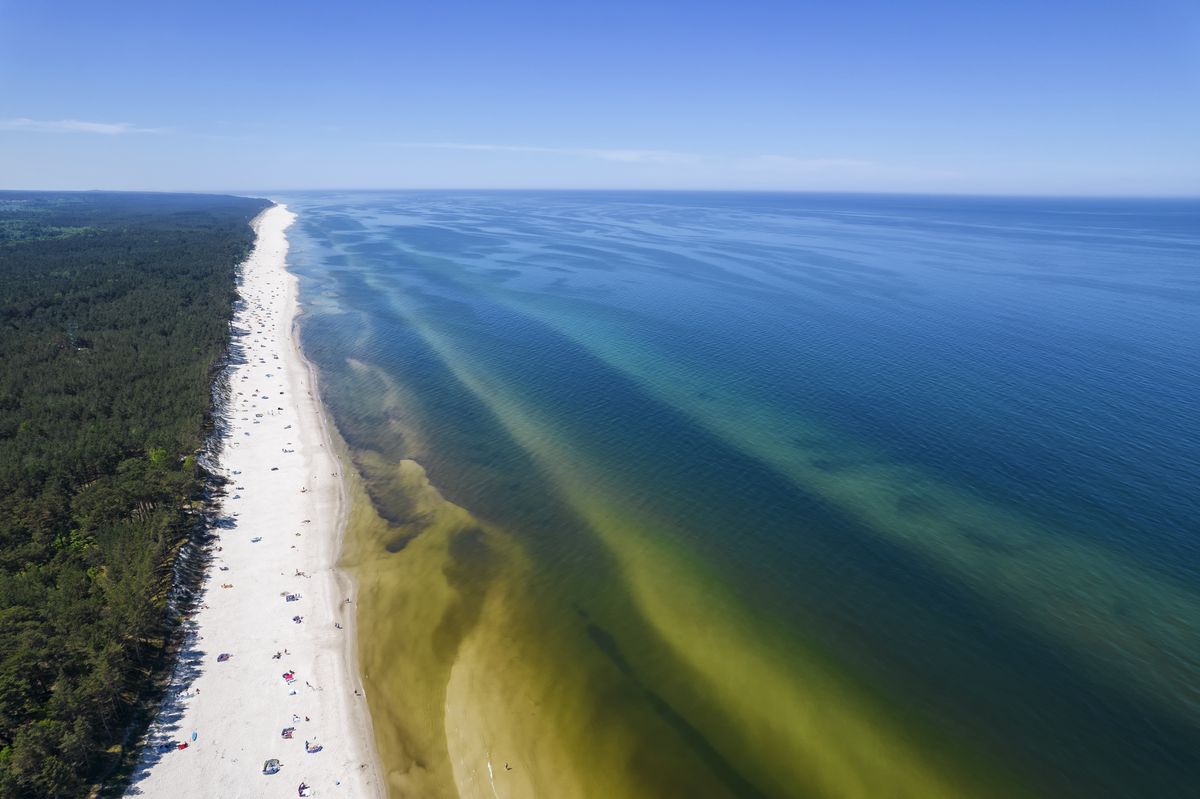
[1,186,1198,201]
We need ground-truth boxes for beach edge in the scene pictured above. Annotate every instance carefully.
[279,205,389,793]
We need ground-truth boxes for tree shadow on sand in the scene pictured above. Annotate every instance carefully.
[113,503,233,796]
[106,299,254,795]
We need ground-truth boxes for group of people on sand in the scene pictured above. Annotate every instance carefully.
[144,256,373,795]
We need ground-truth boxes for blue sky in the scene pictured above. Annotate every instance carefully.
[0,0,1197,194]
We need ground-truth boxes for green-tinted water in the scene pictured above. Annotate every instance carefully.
[285,191,1200,797]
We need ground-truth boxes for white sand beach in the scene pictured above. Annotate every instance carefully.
[125,205,383,799]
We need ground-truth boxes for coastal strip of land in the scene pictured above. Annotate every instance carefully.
[125,204,384,798]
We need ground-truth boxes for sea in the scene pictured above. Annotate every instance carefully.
[279,190,1200,798]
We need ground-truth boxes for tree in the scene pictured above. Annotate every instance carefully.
[0,191,269,796]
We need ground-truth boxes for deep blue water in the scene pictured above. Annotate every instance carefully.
[283,191,1200,797]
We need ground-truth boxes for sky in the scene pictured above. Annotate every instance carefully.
[0,0,1197,195]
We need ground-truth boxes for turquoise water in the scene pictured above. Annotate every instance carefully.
[283,191,1200,797]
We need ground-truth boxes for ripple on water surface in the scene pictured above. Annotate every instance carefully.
[283,191,1200,798]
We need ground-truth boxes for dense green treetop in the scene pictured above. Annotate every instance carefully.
[0,191,270,797]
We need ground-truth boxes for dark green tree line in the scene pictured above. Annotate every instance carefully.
[0,192,270,796]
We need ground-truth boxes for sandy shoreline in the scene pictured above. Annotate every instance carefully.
[124,204,384,798]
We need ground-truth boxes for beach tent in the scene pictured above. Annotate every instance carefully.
[263,758,282,775]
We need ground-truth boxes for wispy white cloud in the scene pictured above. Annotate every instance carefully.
[382,141,888,172]
[384,140,696,164]
[740,155,875,172]
[577,148,695,164]
[0,118,163,135]
[374,140,953,188]
[737,155,965,187]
